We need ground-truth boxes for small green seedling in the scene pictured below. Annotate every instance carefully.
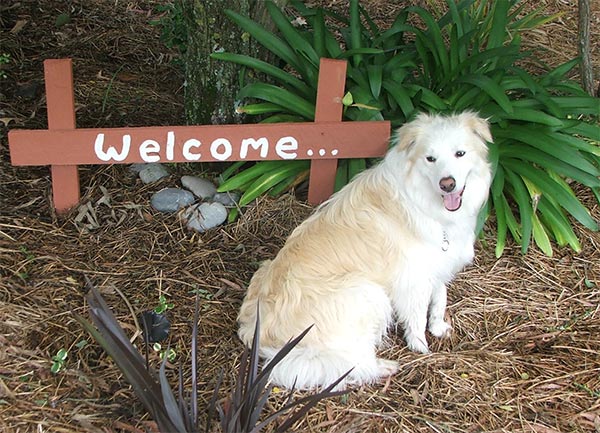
[152,343,177,362]
[0,53,9,79]
[193,287,213,300]
[191,287,214,311]
[51,348,68,373]
[154,295,174,314]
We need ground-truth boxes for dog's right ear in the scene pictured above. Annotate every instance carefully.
[394,131,416,152]
[394,113,428,152]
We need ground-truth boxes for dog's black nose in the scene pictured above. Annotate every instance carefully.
[439,176,456,192]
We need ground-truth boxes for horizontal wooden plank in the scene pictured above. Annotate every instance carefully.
[9,121,391,166]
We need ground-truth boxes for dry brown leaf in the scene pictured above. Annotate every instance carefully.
[10,19,27,34]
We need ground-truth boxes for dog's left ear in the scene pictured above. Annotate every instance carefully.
[461,112,493,143]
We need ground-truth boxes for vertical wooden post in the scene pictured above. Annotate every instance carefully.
[44,59,80,214]
[308,59,348,205]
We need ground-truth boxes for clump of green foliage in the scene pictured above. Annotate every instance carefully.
[211,0,599,256]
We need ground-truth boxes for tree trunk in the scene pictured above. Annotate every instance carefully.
[181,0,287,125]
[577,0,595,96]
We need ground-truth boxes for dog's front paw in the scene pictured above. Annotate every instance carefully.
[405,335,430,354]
[428,320,452,338]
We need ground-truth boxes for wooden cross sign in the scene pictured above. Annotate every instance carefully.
[8,58,391,214]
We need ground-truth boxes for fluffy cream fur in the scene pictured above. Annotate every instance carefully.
[238,111,493,389]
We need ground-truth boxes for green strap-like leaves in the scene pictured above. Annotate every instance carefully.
[491,165,508,257]
[504,166,534,254]
[499,143,600,187]
[349,0,363,67]
[265,1,319,85]
[503,158,598,231]
[407,6,449,77]
[456,75,514,114]
[238,83,315,120]
[538,196,582,252]
[487,1,510,49]
[383,80,415,119]
[494,126,599,177]
[238,161,309,208]
[531,212,553,256]
[218,161,289,192]
[210,52,313,97]
[223,9,302,76]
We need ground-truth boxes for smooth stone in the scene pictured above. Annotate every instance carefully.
[151,188,195,213]
[128,163,147,174]
[184,202,228,232]
[212,191,240,207]
[181,176,217,199]
[139,163,170,184]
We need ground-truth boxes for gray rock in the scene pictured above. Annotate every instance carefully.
[128,163,148,174]
[181,175,217,199]
[151,188,195,213]
[139,163,170,184]
[183,202,228,232]
[212,191,240,207]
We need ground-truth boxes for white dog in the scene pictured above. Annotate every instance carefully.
[238,111,493,389]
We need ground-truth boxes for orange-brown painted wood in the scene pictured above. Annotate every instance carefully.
[308,59,347,204]
[44,59,80,212]
[8,122,390,165]
[7,58,391,214]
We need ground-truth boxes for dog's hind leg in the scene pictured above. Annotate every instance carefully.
[335,282,399,386]
[266,342,399,390]
[345,351,399,387]
[264,282,397,390]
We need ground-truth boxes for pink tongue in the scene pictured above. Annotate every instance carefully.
[443,192,462,211]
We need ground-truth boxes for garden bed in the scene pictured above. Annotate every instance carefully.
[1,1,598,432]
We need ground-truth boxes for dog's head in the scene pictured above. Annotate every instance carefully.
[392,111,492,213]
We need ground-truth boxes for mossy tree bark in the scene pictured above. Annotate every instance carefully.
[181,0,287,125]
[577,0,596,96]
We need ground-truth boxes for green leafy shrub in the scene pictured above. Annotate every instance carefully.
[213,0,599,256]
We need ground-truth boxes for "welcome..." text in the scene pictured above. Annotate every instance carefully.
[93,131,316,162]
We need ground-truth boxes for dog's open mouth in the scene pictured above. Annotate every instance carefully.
[443,186,465,212]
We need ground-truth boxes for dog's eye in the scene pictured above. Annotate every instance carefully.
[455,150,465,158]
[426,156,436,163]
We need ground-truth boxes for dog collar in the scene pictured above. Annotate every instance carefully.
[442,230,449,252]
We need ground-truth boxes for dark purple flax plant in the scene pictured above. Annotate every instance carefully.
[75,277,349,433]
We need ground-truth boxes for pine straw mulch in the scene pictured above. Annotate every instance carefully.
[1,1,599,432]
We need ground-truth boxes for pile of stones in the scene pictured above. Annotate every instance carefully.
[130,163,239,233]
